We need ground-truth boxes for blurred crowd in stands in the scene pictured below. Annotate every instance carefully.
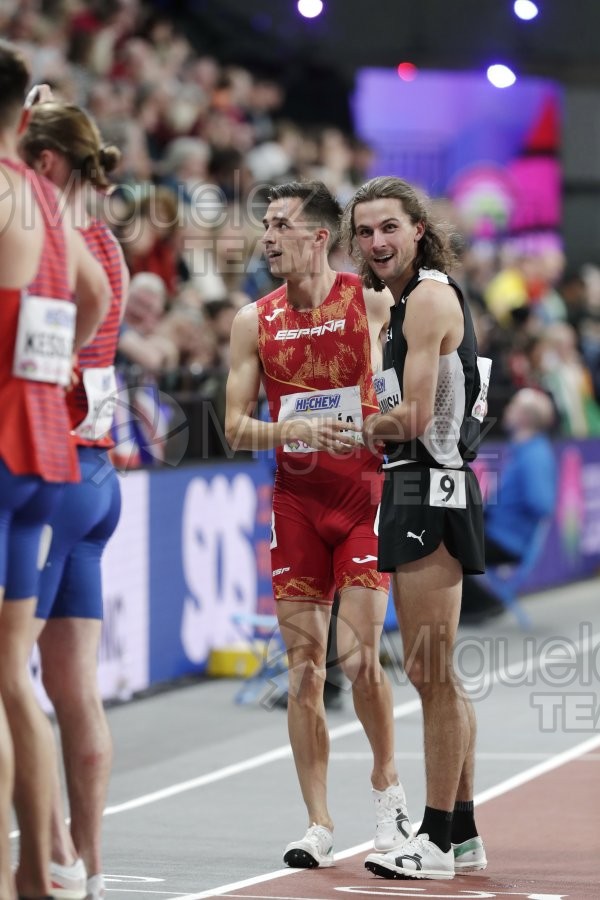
[10,0,600,462]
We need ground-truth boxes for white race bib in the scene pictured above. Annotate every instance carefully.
[429,468,467,509]
[74,366,117,441]
[13,294,76,387]
[373,368,402,414]
[278,385,363,453]
[472,357,492,422]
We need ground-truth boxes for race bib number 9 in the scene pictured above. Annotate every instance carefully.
[278,385,363,453]
[373,368,401,414]
[429,469,467,509]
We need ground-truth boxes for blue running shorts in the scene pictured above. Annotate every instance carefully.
[36,446,122,620]
[0,457,65,599]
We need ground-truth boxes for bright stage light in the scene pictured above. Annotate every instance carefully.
[297,0,324,18]
[487,64,517,88]
[514,0,539,20]
[397,62,418,82]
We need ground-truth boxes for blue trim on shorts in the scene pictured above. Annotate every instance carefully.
[0,457,65,599]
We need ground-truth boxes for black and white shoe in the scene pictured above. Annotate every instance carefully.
[365,833,454,880]
[284,823,334,868]
[453,835,488,872]
[372,782,413,851]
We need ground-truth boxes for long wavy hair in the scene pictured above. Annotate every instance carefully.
[341,176,457,290]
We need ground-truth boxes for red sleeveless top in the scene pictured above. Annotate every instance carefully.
[0,159,78,482]
[257,271,380,480]
[68,219,124,448]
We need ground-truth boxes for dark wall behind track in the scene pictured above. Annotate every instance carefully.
[171,0,600,84]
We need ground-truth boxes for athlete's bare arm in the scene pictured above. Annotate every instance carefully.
[363,280,463,444]
[363,286,393,372]
[225,303,357,453]
[68,228,110,349]
[0,164,44,287]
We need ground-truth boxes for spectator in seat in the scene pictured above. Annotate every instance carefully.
[118,272,178,373]
[461,388,557,623]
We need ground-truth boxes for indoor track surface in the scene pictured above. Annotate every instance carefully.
[13,578,600,899]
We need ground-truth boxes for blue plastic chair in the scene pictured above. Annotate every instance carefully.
[483,518,552,630]
[230,613,288,706]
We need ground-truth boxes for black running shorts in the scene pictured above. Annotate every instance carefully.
[378,463,485,574]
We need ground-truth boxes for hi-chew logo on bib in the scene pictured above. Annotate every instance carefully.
[373,368,402,414]
[279,385,363,453]
[294,394,341,413]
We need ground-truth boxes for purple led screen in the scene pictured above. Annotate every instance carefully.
[352,69,563,245]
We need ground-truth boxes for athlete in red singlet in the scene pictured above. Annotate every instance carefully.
[258,270,388,601]
[226,182,413,869]
[21,101,129,900]
[0,42,109,900]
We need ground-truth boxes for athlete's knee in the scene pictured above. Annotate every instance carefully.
[402,619,457,691]
[403,648,455,697]
[0,657,34,704]
[403,652,427,693]
[41,658,92,710]
[340,645,381,691]
[286,652,326,706]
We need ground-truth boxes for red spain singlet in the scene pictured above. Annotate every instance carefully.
[258,271,388,601]
[257,271,380,481]
[68,219,124,449]
[0,159,78,483]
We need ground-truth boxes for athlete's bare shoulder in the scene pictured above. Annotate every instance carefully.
[405,277,464,352]
[235,301,259,322]
[230,302,259,352]
[410,274,462,320]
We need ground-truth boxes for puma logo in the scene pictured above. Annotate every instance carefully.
[265,308,284,322]
[407,530,425,546]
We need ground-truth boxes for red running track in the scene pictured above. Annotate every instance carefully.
[207,749,599,900]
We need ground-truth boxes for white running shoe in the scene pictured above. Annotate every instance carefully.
[86,873,105,900]
[365,833,454,880]
[283,823,334,868]
[452,835,488,872]
[373,782,413,851]
[50,858,87,900]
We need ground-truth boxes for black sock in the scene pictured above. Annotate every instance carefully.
[451,799,478,843]
[417,806,453,852]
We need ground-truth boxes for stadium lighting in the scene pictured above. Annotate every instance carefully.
[297,0,324,18]
[514,0,539,20]
[487,64,517,88]
[397,62,418,82]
